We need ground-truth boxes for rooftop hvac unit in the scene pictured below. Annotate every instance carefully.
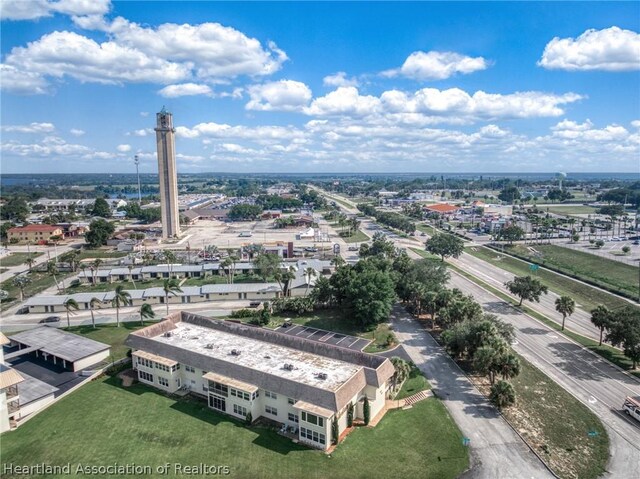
[283,363,294,371]
[316,372,328,380]
[205,344,214,349]
[163,332,172,337]
[231,349,241,356]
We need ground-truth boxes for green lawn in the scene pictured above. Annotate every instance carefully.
[542,205,598,215]
[504,244,638,300]
[503,357,609,479]
[416,223,437,236]
[76,250,129,261]
[64,278,168,294]
[0,252,43,267]
[64,322,156,361]
[394,366,431,400]
[0,270,74,312]
[339,229,370,243]
[0,378,469,479]
[464,245,631,311]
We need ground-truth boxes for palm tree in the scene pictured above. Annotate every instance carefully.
[79,263,87,281]
[139,303,156,326]
[24,256,36,272]
[12,276,31,302]
[498,352,521,380]
[229,254,239,284]
[111,285,131,327]
[63,298,79,328]
[220,257,232,284]
[163,250,177,278]
[590,305,611,346]
[489,380,516,410]
[162,278,182,315]
[330,256,345,269]
[91,258,103,284]
[46,260,60,291]
[128,264,136,289]
[304,267,317,296]
[282,266,296,297]
[555,295,575,331]
[89,297,101,329]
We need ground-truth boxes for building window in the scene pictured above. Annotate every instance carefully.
[265,390,277,400]
[233,404,247,417]
[288,397,295,405]
[300,427,326,446]
[265,405,278,416]
[252,391,259,400]
[203,383,209,392]
[288,413,299,423]
[230,388,250,401]
[158,377,169,387]
[210,381,228,397]
[209,395,226,411]
[139,371,153,383]
[185,365,195,373]
[301,411,324,427]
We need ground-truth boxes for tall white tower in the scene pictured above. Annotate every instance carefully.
[155,107,180,239]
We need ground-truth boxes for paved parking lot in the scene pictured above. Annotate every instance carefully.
[8,354,89,397]
[275,324,371,351]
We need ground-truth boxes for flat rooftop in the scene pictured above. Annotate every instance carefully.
[9,327,110,363]
[17,372,58,406]
[152,322,362,392]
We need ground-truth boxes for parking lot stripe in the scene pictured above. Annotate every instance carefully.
[335,336,348,345]
[319,333,334,342]
[348,338,360,347]
[295,327,309,336]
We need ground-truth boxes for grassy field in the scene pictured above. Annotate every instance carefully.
[0,252,43,267]
[0,270,74,311]
[64,322,155,360]
[480,357,608,479]
[76,250,129,261]
[507,244,638,299]
[270,309,397,353]
[0,378,469,479]
[339,229,370,243]
[464,245,631,311]
[394,366,431,400]
[542,205,598,215]
[415,223,438,236]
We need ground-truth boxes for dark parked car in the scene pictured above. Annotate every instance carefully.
[39,316,61,323]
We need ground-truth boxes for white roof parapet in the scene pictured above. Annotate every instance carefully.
[203,371,259,393]
[292,400,334,418]
[133,350,178,367]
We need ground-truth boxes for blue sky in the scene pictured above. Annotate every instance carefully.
[1,1,639,174]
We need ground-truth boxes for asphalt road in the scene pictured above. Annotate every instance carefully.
[447,271,640,478]
[389,304,554,479]
[450,252,613,342]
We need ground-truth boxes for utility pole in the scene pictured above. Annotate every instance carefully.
[134,154,142,202]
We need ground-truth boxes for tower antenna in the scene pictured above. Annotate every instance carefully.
[134,154,142,202]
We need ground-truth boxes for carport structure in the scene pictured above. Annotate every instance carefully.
[6,327,110,372]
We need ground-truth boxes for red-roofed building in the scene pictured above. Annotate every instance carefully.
[425,204,460,215]
[7,225,63,244]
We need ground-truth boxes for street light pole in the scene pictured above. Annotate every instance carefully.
[134,154,142,202]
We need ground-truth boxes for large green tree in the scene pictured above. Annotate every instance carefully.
[496,225,525,244]
[425,233,464,261]
[91,197,111,218]
[85,219,115,248]
[343,260,396,329]
[498,186,521,204]
[504,275,548,306]
[606,306,640,369]
[0,197,29,222]
[590,305,611,346]
[254,252,281,283]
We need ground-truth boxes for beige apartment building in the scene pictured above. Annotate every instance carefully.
[126,312,395,450]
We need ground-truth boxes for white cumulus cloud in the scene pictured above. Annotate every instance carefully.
[117,144,131,152]
[539,27,640,71]
[2,122,55,133]
[383,51,489,80]
[0,0,111,21]
[323,72,359,87]
[158,83,213,98]
[246,80,312,111]
[69,128,85,136]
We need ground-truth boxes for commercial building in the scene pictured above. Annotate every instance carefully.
[155,108,181,239]
[126,312,395,450]
[7,225,64,244]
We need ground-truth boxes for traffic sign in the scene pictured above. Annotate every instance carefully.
[529,264,539,272]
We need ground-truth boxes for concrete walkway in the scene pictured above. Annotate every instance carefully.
[389,304,553,479]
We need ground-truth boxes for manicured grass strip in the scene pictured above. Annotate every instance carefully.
[497,244,637,301]
[0,378,468,479]
[394,366,431,400]
[446,261,640,379]
[0,252,43,267]
[76,250,129,261]
[465,245,631,311]
[542,205,598,215]
[0,270,75,312]
[339,229,370,243]
[362,323,396,353]
[502,357,609,479]
[65,322,156,361]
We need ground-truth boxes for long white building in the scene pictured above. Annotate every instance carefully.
[126,312,395,450]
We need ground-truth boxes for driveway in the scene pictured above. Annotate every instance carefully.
[389,304,553,479]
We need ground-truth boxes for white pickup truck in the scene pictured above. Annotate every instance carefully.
[622,396,640,422]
